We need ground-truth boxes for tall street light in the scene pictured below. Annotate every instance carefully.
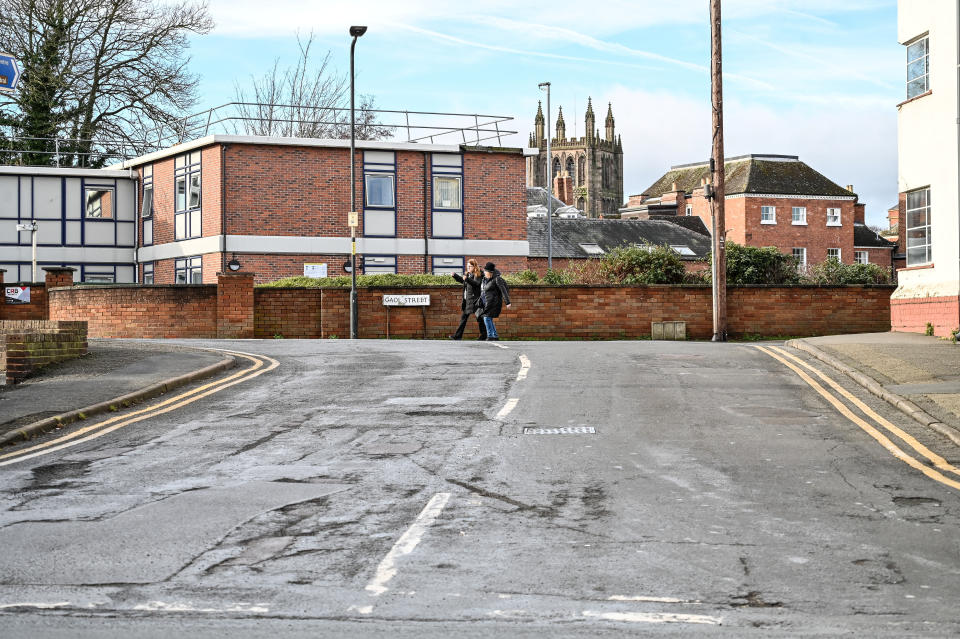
[349,25,367,340]
[538,82,552,270]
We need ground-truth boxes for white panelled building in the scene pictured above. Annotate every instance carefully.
[0,167,138,283]
[894,1,960,335]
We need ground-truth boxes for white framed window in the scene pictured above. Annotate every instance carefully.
[792,247,807,268]
[175,256,203,284]
[826,208,841,226]
[685,205,692,217]
[670,245,695,256]
[905,187,931,266]
[854,251,869,265]
[174,151,201,241]
[363,255,397,274]
[792,207,807,225]
[761,205,776,224]
[85,188,114,219]
[827,248,841,262]
[365,173,395,208]
[433,176,462,210]
[432,256,464,275]
[579,243,605,255]
[143,262,154,284]
[906,36,929,100]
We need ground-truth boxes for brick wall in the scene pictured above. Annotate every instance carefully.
[891,295,960,337]
[0,320,88,384]
[49,285,219,338]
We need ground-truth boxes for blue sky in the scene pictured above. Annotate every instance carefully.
[190,0,899,226]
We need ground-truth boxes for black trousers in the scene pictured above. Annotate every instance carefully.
[453,311,487,339]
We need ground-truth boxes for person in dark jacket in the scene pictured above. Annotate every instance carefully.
[477,261,511,341]
[450,258,486,340]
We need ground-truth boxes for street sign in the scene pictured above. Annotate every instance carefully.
[5,286,30,304]
[0,53,21,92]
[383,294,430,307]
[16,222,37,232]
[348,211,359,227]
[303,262,328,278]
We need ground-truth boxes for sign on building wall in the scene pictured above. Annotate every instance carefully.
[383,294,430,307]
[5,286,30,304]
[303,263,328,278]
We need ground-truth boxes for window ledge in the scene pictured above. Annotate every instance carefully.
[760,220,776,225]
[792,221,807,226]
[898,262,934,272]
[826,222,842,227]
[897,90,932,108]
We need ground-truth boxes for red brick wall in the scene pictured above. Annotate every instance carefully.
[217,272,254,338]
[49,285,218,338]
[891,296,960,338]
[463,151,526,241]
[0,320,87,384]
[743,197,855,265]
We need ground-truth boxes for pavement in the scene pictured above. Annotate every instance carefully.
[0,339,234,445]
[788,331,960,447]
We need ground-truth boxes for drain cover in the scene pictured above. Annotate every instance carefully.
[523,427,596,435]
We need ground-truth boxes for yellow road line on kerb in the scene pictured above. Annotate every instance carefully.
[755,345,960,493]
[0,349,279,467]
[768,345,960,479]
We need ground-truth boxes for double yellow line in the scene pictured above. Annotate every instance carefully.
[0,349,279,467]
[756,345,960,492]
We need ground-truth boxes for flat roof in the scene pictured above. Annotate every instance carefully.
[107,135,538,169]
[0,165,134,178]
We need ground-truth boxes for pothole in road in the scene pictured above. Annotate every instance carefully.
[29,460,92,488]
[731,591,783,608]
[892,496,941,508]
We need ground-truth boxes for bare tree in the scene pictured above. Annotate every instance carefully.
[0,0,213,165]
[233,33,391,141]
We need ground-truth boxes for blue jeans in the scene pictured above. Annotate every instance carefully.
[483,316,498,339]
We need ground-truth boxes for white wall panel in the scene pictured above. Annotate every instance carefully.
[364,209,395,236]
[65,179,82,218]
[19,177,30,218]
[66,222,81,244]
[117,222,135,246]
[85,223,115,245]
[34,177,62,219]
[0,177,18,217]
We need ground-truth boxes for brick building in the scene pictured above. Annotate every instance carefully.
[621,154,895,272]
[526,98,624,218]
[109,136,532,284]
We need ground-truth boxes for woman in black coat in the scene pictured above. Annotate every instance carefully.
[450,258,486,340]
[477,261,511,341]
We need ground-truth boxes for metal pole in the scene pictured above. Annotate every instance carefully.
[350,32,360,340]
[710,0,727,341]
[540,82,553,270]
[31,225,37,283]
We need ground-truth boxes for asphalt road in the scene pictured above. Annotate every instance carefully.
[1,339,959,637]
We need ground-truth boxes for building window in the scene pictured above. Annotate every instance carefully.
[577,155,586,186]
[142,164,154,246]
[552,157,561,179]
[364,173,395,208]
[906,36,929,99]
[761,206,776,224]
[85,188,114,219]
[685,205,693,217]
[579,243,605,256]
[826,207,841,226]
[143,262,154,284]
[433,176,462,210]
[363,255,397,274]
[175,256,203,283]
[854,251,869,265]
[827,248,841,262]
[905,187,931,266]
[432,256,464,275]
[792,247,807,269]
[174,151,202,240]
[792,206,807,225]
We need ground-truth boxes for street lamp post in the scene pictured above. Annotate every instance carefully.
[538,82,552,270]
[16,221,38,282]
[349,25,367,340]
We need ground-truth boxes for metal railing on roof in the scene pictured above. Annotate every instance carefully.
[0,104,519,167]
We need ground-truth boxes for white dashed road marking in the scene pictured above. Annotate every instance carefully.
[582,610,722,625]
[517,354,531,381]
[364,492,452,600]
[496,398,520,420]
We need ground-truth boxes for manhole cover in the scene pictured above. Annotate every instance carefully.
[523,427,596,435]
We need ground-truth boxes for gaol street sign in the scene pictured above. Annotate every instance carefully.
[383,294,430,307]
[0,53,20,92]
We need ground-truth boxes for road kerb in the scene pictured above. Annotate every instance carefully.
[0,356,236,449]
[786,339,960,448]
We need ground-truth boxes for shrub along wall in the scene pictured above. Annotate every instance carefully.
[48,276,895,340]
[0,320,88,384]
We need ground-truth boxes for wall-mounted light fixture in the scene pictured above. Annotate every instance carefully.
[227,254,241,271]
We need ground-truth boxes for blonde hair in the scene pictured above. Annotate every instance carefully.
[466,259,483,277]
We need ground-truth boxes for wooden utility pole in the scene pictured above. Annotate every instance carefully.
[710,0,727,341]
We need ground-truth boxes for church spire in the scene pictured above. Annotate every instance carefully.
[534,101,544,145]
[555,106,566,141]
[605,102,615,142]
[584,97,595,142]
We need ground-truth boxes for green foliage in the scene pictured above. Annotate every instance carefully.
[598,245,686,285]
[259,273,455,288]
[951,328,959,344]
[542,268,574,285]
[926,322,935,337]
[504,269,540,284]
[723,243,802,285]
[806,260,892,285]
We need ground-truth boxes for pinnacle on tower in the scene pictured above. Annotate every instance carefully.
[584,97,596,142]
[534,100,545,145]
[605,102,615,142]
[535,100,544,124]
[556,106,566,140]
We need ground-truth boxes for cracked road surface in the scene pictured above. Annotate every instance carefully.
[1,339,959,637]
